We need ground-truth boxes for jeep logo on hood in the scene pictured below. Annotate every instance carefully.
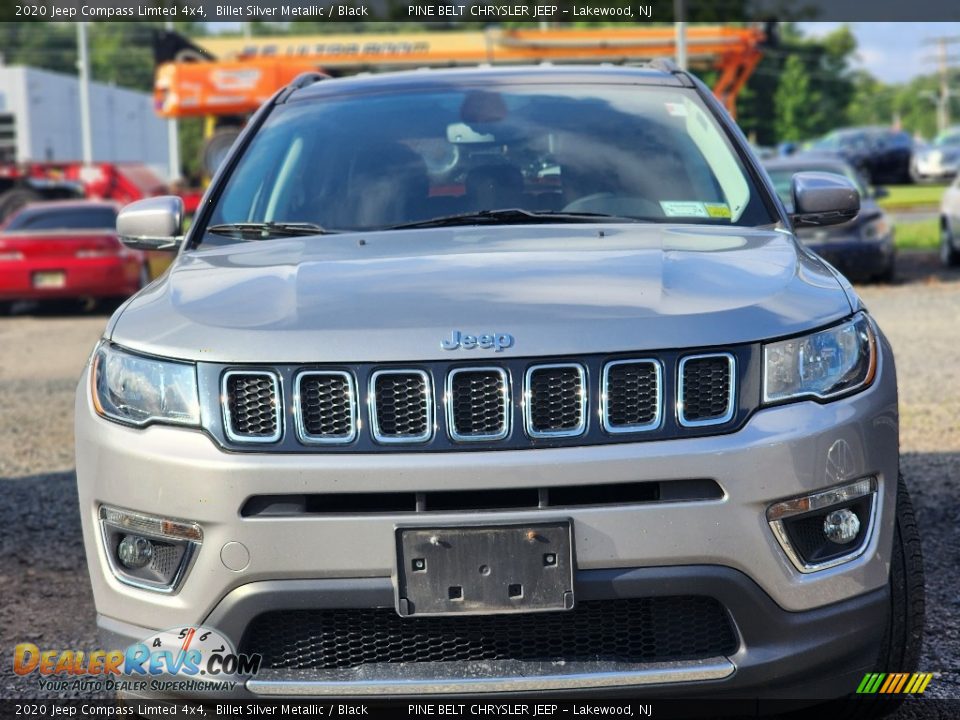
[441,331,514,352]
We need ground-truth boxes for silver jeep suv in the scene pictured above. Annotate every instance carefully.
[75,65,923,701]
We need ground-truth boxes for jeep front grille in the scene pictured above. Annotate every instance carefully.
[524,364,587,438]
[602,359,662,433]
[370,370,433,443]
[222,371,282,443]
[678,353,736,427]
[446,367,510,441]
[210,348,747,451]
[295,371,357,444]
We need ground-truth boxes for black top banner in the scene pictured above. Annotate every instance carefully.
[3,0,959,22]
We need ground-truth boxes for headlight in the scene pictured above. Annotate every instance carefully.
[861,216,890,241]
[91,343,200,427]
[763,313,877,403]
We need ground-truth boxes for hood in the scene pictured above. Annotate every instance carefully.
[109,224,852,363]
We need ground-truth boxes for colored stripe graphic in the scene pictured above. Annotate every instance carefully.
[858,672,933,694]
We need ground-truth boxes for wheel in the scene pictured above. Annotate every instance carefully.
[941,219,960,267]
[875,255,896,284]
[0,187,41,223]
[778,475,925,720]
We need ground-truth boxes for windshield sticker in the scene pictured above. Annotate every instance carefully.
[704,203,732,218]
[660,201,709,218]
[664,102,688,117]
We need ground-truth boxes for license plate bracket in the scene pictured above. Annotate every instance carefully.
[395,522,574,617]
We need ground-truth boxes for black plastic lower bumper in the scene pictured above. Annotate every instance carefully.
[98,565,888,701]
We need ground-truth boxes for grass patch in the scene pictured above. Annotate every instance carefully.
[894,218,940,250]
[878,184,948,210]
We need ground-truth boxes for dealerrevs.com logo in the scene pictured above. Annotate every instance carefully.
[13,626,261,694]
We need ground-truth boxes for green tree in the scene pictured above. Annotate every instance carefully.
[774,54,823,142]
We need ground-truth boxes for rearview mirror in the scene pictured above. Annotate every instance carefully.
[790,172,860,227]
[117,196,184,251]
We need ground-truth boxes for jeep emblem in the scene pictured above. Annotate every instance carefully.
[441,330,514,352]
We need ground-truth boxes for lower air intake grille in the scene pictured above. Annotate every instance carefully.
[223,372,280,442]
[297,372,356,443]
[448,368,509,441]
[679,354,735,427]
[525,364,586,438]
[240,596,737,670]
[370,370,432,443]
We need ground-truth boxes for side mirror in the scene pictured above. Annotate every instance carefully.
[117,196,184,251]
[790,172,860,227]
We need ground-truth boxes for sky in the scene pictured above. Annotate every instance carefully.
[799,22,960,83]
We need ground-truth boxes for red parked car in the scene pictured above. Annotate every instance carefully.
[0,201,151,309]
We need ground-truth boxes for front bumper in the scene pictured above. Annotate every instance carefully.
[76,337,899,698]
[913,156,959,180]
[99,568,887,700]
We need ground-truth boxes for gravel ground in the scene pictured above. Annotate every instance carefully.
[0,255,958,715]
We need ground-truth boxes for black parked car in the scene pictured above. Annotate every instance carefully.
[764,156,896,282]
[807,127,914,185]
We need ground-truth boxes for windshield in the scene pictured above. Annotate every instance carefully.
[934,129,960,147]
[200,82,774,243]
[765,165,867,207]
[5,206,116,232]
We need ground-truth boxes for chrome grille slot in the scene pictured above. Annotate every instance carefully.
[602,359,662,433]
[524,364,587,438]
[678,353,736,427]
[222,371,281,442]
[296,371,357,444]
[369,370,433,443]
[446,367,510,442]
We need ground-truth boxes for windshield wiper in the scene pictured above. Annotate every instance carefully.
[381,208,646,231]
[206,222,335,239]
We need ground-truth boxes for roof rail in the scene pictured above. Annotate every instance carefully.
[647,58,695,87]
[276,72,331,103]
[649,58,680,74]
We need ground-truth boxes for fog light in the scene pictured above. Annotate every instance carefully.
[117,535,154,569]
[823,508,861,544]
[99,506,202,593]
[767,478,877,573]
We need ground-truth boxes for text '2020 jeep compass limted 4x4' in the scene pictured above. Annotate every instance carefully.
[76,65,923,703]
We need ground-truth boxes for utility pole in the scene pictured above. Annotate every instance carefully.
[165,21,181,182]
[674,0,687,71]
[76,22,93,165]
[923,35,960,134]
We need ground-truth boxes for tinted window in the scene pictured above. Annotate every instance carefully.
[202,82,775,243]
[6,206,117,231]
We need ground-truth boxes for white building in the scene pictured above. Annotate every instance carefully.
[0,66,170,179]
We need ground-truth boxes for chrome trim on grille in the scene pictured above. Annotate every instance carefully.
[246,657,736,696]
[677,353,736,428]
[601,358,663,434]
[368,369,434,445]
[445,366,511,442]
[221,370,283,443]
[293,370,358,445]
[523,363,588,439]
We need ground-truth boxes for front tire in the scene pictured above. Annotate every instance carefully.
[941,219,960,267]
